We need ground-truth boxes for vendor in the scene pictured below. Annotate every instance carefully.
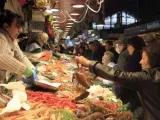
[75,41,160,120]
[26,32,49,53]
[0,9,36,83]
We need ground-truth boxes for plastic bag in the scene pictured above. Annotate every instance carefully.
[0,81,30,115]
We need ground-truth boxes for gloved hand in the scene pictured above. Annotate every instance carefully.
[23,68,37,84]
[23,65,35,78]
[23,66,37,84]
[35,68,40,74]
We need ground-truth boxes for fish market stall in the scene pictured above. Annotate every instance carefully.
[0,54,132,120]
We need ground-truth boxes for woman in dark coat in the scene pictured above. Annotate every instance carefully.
[75,41,160,120]
[118,36,146,112]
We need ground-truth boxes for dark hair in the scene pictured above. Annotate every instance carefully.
[127,36,145,51]
[105,41,113,47]
[89,41,94,45]
[0,9,24,27]
[79,46,85,51]
[83,43,89,50]
[143,42,160,68]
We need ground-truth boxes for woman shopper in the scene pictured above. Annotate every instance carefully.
[0,9,36,84]
[102,51,115,67]
[117,36,145,119]
[26,32,49,53]
[75,42,160,120]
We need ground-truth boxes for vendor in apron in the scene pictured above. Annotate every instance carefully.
[0,9,36,84]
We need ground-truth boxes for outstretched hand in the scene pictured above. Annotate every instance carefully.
[75,56,91,68]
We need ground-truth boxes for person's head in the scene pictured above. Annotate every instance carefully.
[127,36,145,55]
[104,41,113,50]
[117,35,128,53]
[88,41,96,51]
[37,32,49,46]
[79,46,85,55]
[0,10,24,40]
[102,51,114,66]
[140,42,160,69]
[143,33,159,46]
[94,40,102,48]
[54,45,60,52]
[83,43,89,50]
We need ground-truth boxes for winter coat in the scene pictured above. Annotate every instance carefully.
[113,49,129,71]
[89,61,160,120]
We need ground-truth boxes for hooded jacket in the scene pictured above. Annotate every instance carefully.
[89,61,160,120]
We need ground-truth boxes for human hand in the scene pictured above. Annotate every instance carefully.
[75,56,91,67]
[23,69,37,84]
[23,65,35,78]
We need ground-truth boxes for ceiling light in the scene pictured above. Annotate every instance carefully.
[45,9,59,14]
[51,8,59,12]
[66,26,72,27]
[68,18,76,21]
[70,13,80,16]
[53,16,59,18]
[53,20,59,23]
[91,34,95,37]
[72,4,85,8]
[54,24,59,26]
[45,10,53,14]
[67,23,74,25]
[97,24,104,26]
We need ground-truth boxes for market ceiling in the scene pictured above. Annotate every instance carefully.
[52,0,160,36]
[104,0,160,22]
[28,0,160,38]
[51,0,87,32]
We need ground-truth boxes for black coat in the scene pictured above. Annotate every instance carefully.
[116,50,142,112]
[109,47,119,63]
[114,49,129,71]
[89,61,160,120]
[126,50,142,72]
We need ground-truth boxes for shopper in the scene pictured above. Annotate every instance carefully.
[104,41,119,63]
[114,35,129,70]
[118,36,145,115]
[0,10,36,83]
[112,35,130,108]
[88,41,105,62]
[143,33,159,46]
[75,42,160,120]
[26,32,49,53]
[102,51,115,67]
